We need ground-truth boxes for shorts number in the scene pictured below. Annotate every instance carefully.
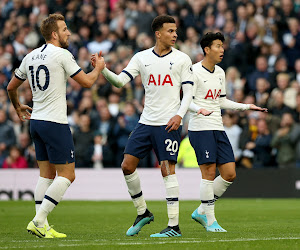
[165,139,178,154]
[29,65,50,91]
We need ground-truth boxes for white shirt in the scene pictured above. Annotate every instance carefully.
[189,61,249,131]
[122,47,193,125]
[189,61,227,131]
[15,43,81,124]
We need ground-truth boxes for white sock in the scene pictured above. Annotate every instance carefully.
[199,179,216,226]
[124,170,147,215]
[163,174,179,227]
[213,175,232,201]
[33,176,71,227]
[34,177,53,229]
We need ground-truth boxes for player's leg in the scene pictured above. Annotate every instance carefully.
[188,130,226,232]
[123,124,154,236]
[150,160,181,237]
[214,131,236,201]
[35,161,55,230]
[215,162,236,201]
[27,120,75,238]
[123,155,154,236]
[30,162,74,237]
[150,126,182,237]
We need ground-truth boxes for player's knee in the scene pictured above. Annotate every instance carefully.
[121,160,134,175]
[224,172,236,182]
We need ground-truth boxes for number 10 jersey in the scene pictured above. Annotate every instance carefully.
[15,43,81,124]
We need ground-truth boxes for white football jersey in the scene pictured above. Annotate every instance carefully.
[189,61,226,131]
[122,47,193,125]
[15,44,81,124]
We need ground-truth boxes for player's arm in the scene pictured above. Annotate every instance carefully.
[166,83,193,132]
[100,67,130,88]
[7,77,32,122]
[72,52,105,88]
[219,97,268,112]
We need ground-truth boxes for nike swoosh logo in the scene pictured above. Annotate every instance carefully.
[204,80,208,83]
[145,64,151,67]
[36,228,45,237]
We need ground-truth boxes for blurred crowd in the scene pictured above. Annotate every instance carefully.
[0,0,299,169]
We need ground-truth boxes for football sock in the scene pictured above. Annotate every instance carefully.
[163,174,179,227]
[124,170,147,215]
[199,179,216,226]
[213,175,233,201]
[33,176,71,227]
[34,177,53,229]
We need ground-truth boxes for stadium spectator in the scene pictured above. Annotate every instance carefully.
[244,118,275,168]
[2,145,28,169]
[113,101,139,166]
[73,114,95,168]
[247,55,270,92]
[91,131,104,169]
[271,112,299,168]
[0,108,16,167]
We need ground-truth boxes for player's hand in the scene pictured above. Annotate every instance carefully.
[165,115,182,133]
[249,104,268,112]
[16,104,32,122]
[91,51,106,71]
[197,108,213,116]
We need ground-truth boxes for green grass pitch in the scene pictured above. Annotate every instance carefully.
[0,199,300,249]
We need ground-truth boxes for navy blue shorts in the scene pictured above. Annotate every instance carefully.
[30,119,75,164]
[124,123,182,163]
[188,130,235,165]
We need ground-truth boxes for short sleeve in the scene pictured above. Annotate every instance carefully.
[15,57,27,81]
[181,55,194,85]
[122,54,140,81]
[59,50,82,78]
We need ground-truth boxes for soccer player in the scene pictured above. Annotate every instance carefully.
[7,13,105,238]
[188,32,267,232]
[95,15,194,237]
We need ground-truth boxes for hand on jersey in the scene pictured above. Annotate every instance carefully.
[197,108,213,116]
[17,104,32,122]
[91,51,106,71]
[249,104,268,112]
[166,115,182,133]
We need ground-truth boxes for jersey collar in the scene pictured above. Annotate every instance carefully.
[152,48,173,58]
[201,63,215,73]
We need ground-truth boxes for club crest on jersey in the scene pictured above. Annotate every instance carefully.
[169,61,174,70]
[148,74,173,86]
[205,89,221,100]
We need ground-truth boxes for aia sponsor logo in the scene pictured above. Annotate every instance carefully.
[148,74,173,86]
[204,89,221,100]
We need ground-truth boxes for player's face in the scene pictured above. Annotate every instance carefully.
[157,23,177,47]
[207,39,224,64]
[56,20,71,49]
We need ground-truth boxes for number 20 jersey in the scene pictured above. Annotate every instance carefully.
[122,47,193,126]
[15,43,81,124]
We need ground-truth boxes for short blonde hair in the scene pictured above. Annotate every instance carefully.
[40,13,65,42]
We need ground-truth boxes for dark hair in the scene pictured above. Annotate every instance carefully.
[200,32,225,56]
[151,15,175,32]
